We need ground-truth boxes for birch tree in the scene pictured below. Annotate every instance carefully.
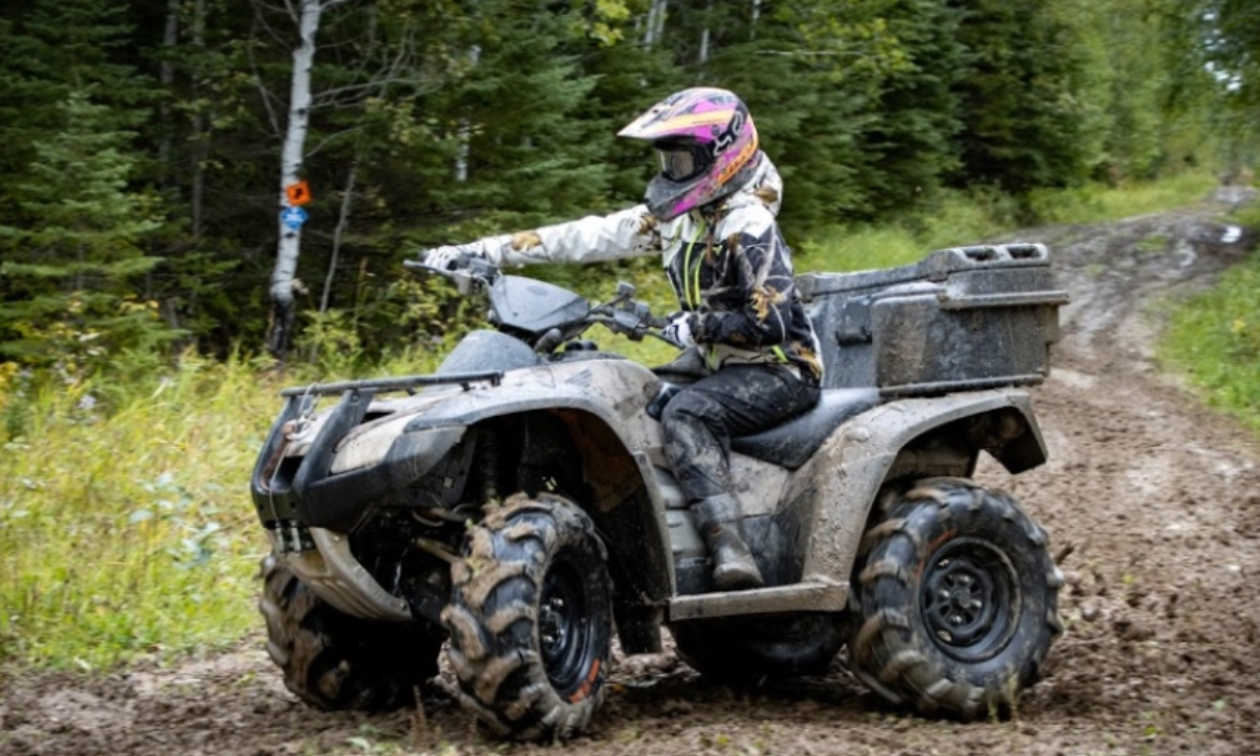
[268,0,354,360]
[263,0,439,359]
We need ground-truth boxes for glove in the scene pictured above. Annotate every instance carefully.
[661,312,697,348]
[421,244,476,271]
[422,234,519,270]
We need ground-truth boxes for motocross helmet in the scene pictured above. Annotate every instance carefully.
[618,87,761,221]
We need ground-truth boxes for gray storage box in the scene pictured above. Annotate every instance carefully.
[798,244,1068,396]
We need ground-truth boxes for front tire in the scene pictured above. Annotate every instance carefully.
[442,493,613,741]
[259,554,445,710]
[849,478,1063,719]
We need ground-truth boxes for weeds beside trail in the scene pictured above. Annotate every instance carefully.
[1161,212,1260,433]
[0,355,276,668]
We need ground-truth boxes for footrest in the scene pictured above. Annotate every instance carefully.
[667,580,848,622]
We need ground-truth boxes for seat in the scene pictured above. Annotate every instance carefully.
[731,388,880,469]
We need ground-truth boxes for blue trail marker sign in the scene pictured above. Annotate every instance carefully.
[281,206,309,230]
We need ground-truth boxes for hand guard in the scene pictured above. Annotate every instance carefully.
[661,312,697,349]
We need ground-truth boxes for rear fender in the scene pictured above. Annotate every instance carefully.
[790,388,1047,586]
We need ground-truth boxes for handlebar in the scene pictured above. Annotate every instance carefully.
[404,254,500,296]
[407,253,679,349]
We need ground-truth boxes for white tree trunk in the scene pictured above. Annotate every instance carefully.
[644,0,668,46]
[268,0,324,358]
[454,45,480,183]
[699,1,713,66]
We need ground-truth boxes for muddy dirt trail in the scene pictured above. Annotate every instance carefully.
[3,191,1260,756]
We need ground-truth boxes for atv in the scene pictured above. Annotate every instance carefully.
[250,243,1069,740]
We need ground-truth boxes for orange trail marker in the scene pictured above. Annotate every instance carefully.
[285,180,312,207]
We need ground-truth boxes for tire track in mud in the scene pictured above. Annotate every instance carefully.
[2,192,1259,756]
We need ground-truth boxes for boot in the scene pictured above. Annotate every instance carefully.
[694,495,764,591]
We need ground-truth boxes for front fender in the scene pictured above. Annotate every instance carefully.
[285,358,668,535]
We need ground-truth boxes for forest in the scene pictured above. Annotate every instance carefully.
[0,0,1256,373]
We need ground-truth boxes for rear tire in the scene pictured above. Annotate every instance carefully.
[442,493,613,741]
[849,478,1063,719]
[259,554,444,710]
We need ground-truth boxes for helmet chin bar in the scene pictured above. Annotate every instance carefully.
[644,152,760,222]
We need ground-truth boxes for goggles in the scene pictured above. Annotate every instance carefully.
[656,143,712,182]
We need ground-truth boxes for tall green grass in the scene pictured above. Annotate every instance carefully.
[796,174,1221,275]
[0,172,1232,671]
[0,349,441,670]
[0,355,274,668]
[794,187,1021,274]
[1159,200,1260,432]
[1026,171,1219,225]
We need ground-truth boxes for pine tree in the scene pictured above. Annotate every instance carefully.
[397,0,616,236]
[947,0,1093,195]
[0,91,172,368]
[849,0,967,216]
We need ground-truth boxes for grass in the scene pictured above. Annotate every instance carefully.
[795,186,1025,274]
[1159,203,1260,434]
[0,354,277,668]
[0,349,445,670]
[0,170,1236,671]
[1026,171,1219,225]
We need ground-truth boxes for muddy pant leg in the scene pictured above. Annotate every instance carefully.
[662,365,820,590]
[662,364,820,500]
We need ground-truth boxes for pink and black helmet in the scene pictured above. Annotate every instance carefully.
[618,87,762,221]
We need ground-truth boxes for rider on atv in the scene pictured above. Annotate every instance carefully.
[423,87,822,591]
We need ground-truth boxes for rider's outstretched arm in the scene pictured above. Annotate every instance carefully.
[426,205,662,269]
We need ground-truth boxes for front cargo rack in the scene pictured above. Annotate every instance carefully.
[278,370,503,398]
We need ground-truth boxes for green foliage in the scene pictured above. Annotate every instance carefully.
[0,90,177,369]
[0,0,1242,366]
[1160,248,1260,434]
[0,353,275,668]
[947,0,1096,194]
[796,186,1023,273]
[1026,171,1218,224]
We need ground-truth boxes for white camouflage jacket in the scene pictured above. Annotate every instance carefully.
[454,154,822,381]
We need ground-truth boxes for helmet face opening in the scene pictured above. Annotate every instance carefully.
[656,141,713,182]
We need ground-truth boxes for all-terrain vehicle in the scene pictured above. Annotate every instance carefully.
[250,243,1068,740]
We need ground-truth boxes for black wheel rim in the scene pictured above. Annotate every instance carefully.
[538,557,593,694]
[919,537,1020,662]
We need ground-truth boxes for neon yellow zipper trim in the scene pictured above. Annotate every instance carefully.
[684,220,705,308]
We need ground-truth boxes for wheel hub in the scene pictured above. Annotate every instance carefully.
[539,561,590,691]
[920,538,1019,661]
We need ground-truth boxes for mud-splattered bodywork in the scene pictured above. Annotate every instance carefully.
[250,243,1064,653]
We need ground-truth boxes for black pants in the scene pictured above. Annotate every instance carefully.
[661,364,821,503]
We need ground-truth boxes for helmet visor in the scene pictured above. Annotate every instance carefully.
[656,144,710,182]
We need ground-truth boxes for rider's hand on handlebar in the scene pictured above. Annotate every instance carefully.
[421,245,478,271]
[661,312,698,348]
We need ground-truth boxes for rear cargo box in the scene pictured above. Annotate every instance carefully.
[797,243,1068,396]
